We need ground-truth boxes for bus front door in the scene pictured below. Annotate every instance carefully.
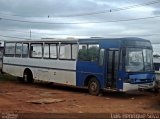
[106,49,119,89]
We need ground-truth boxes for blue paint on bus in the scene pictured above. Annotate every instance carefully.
[127,73,155,84]
[76,37,155,91]
[76,61,105,88]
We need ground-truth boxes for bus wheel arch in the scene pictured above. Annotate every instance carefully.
[23,68,33,83]
[84,75,101,96]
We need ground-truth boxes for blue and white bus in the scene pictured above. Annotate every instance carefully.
[2,37,155,95]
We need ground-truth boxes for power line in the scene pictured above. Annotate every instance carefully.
[54,0,160,17]
[110,0,160,12]
[0,28,69,35]
[0,0,159,18]
[1,33,160,40]
[1,28,160,37]
[0,15,160,25]
[0,34,29,40]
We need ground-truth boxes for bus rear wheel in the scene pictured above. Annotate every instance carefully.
[88,77,100,96]
[23,70,33,83]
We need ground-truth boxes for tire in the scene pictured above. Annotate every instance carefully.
[153,88,159,93]
[23,70,33,83]
[88,77,100,96]
[153,80,160,93]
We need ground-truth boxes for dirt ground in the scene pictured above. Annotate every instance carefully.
[0,75,159,114]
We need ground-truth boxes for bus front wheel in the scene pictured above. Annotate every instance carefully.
[88,77,100,96]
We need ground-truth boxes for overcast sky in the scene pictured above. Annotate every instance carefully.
[0,0,160,50]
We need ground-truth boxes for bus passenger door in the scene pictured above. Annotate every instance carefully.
[106,49,119,89]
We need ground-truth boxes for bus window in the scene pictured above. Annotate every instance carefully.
[88,44,99,61]
[143,49,153,71]
[119,49,123,70]
[99,49,105,66]
[115,51,119,71]
[30,44,42,58]
[0,48,3,58]
[78,44,88,61]
[59,44,71,59]
[50,44,57,59]
[5,43,15,57]
[78,44,99,61]
[15,43,22,57]
[43,44,49,58]
[72,44,78,60]
[22,43,29,58]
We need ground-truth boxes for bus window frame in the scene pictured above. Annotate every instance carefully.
[124,47,154,73]
[71,44,78,60]
[43,43,50,59]
[4,42,16,57]
[22,43,29,58]
[59,43,73,60]
[78,43,99,62]
[30,43,43,59]
[15,42,22,57]
[43,43,58,59]
[49,43,58,59]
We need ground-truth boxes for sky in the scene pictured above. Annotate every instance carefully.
[0,0,160,52]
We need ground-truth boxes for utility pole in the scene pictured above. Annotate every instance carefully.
[30,30,31,40]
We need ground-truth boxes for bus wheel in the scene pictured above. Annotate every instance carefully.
[23,70,33,83]
[88,77,100,96]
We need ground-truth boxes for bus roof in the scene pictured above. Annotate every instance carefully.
[78,37,150,43]
[4,38,78,43]
[4,37,150,43]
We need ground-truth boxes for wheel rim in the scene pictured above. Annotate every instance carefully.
[24,74,27,81]
[90,81,98,92]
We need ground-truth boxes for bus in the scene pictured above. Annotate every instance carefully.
[2,37,155,95]
[0,41,4,72]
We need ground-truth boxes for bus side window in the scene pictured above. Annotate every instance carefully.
[50,44,57,59]
[88,44,99,62]
[5,43,16,57]
[15,43,22,57]
[22,43,29,58]
[78,44,99,61]
[72,44,78,60]
[0,48,3,58]
[78,44,88,61]
[43,44,49,58]
[59,44,71,60]
[30,44,43,58]
[99,49,105,66]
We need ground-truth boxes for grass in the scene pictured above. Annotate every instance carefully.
[0,73,17,81]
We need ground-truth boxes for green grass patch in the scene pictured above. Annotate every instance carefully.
[0,73,17,81]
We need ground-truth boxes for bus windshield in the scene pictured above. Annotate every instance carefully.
[125,48,153,72]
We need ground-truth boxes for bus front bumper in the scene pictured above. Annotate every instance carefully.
[122,82,155,92]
